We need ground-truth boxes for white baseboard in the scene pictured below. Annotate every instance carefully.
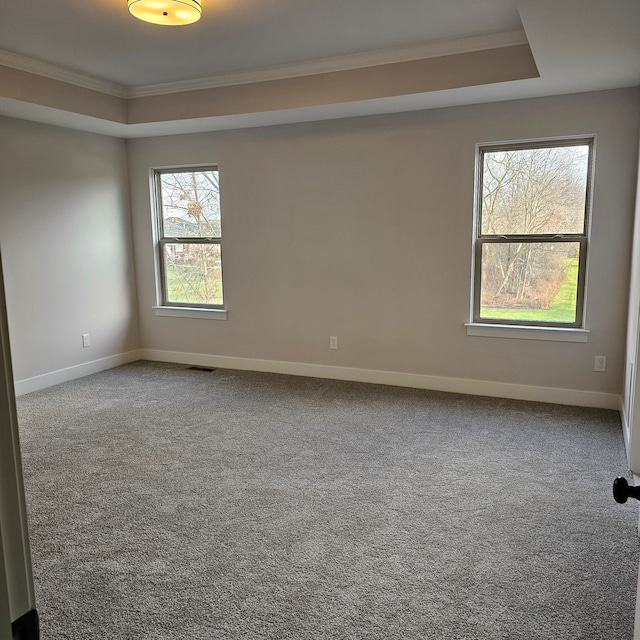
[16,348,622,410]
[141,349,621,410]
[14,349,143,396]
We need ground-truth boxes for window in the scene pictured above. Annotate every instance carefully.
[154,167,224,309]
[472,138,593,329]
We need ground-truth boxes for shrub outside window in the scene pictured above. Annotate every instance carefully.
[473,139,593,328]
[154,167,224,308]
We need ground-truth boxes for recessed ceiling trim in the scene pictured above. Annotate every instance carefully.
[128,45,538,125]
[0,50,127,98]
[0,29,526,101]
[131,29,527,98]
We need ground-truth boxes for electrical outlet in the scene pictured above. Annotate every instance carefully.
[329,336,338,350]
[594,355,606,372]
[82,333,91,348]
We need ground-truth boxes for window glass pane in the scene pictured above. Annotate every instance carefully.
[481,145,589,235]
[163,243,223,305]
[160,170,221,238]
[480,242,580,323]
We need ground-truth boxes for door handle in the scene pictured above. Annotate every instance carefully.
[613,477,640,504]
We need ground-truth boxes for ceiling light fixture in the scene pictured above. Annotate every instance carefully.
[128,0,202,26]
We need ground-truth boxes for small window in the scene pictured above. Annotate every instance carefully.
[472,139,593,327]
[154,167,224,308]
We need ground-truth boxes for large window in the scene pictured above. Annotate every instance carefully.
[472,139,593,328]
[154,167,224,309]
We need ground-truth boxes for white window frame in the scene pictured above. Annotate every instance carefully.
[469,137,595,338]
[152,166,227,319]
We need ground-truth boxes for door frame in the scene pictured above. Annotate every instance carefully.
[0,250,38,638]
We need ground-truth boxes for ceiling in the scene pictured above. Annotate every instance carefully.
[0,0,525,88]
[0,0,638,137]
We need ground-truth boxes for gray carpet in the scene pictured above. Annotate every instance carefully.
[15,361,640,639]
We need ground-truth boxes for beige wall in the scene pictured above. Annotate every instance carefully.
[0,90,635,400]
[128,88,640,398]
[0,118,140,382]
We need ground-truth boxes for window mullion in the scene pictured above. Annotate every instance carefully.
[478,235,585,243]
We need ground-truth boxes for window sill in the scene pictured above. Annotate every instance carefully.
[465,323,588,343]
[153,306,227,320]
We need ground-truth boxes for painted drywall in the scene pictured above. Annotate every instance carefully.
[128,45,538,124]
[128,88,639,397]
[0,118,140,382]
[0,66,126,124]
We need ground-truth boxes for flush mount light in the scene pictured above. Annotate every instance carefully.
[128,0,202,25]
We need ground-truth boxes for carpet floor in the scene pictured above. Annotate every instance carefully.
[15,361,640,639]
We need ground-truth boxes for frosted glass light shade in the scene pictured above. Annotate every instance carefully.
[128,0,202,25]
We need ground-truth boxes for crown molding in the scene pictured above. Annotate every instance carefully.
[0,50,128,98]
[130,29,527,98]
[0,29,527,102]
